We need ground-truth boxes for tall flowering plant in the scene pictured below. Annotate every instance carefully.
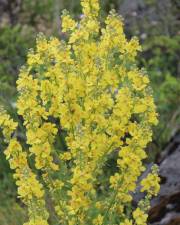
[0,0,160,224]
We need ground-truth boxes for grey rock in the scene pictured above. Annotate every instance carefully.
[149,132,180,225]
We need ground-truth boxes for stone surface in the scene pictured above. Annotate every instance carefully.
[149,132,180,225]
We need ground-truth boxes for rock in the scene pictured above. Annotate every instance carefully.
[149,132,180,225]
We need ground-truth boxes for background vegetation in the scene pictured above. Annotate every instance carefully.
[0,0,179,224]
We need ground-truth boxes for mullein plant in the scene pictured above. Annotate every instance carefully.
[0,0,160,224]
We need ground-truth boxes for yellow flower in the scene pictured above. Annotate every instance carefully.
[120,219,133,225]
[141,165,160,196]
[23,218,49,225]
[133,208,148,225]
[81,0,100,17]
[60,152,72,161]
[93,214,104,225]
[62,12,77,32]
[126,37,142,59]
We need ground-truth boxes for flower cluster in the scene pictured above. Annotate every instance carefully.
[0,109,48,225]
[0,0,160,224]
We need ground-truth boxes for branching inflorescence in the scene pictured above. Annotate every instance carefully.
[0,0,160,224]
